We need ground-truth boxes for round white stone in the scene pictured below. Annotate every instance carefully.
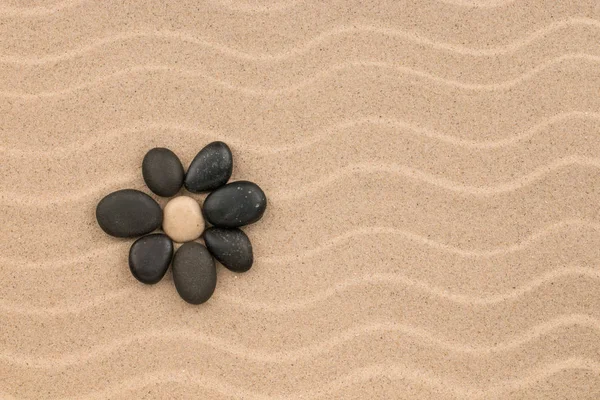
[162,196,205,243]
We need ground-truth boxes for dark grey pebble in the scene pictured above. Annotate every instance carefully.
[96,189,162,237]
[128,233,173,284]
[142,148,185,197]
[203,181,267,228]
[184,141,233,193]
[204,228,253,272]
[172,242,217,304]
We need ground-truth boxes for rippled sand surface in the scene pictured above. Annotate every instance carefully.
[2,0,600,398]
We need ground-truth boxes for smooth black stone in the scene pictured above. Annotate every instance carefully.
[204,228,253,272]
[172,242,217,304]
[142,148,185,197]
[128,233,173,284]
[184,141,233,193]
[203,181,267,228]
[96,189,163,238]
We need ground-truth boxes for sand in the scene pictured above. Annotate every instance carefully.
[1,0,600,398]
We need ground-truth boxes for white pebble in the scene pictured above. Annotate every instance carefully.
[162,196,205,243]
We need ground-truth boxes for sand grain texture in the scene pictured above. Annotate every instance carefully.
[1,0,600,398]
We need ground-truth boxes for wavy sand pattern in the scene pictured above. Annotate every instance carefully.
[1,1,600,398]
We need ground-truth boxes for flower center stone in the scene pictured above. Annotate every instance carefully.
[162,196,205,243]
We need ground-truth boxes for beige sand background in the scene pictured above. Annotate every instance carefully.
[1,0,600,398]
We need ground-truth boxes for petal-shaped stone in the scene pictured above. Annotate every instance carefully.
[128,233,173,284]
[172,242,217,304]
[184,141,233,193]
[142,148,185,197]
[204,228,253,272]
[96,189,162,238]
[203,181,267,228]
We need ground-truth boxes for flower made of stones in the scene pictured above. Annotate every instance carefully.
[95,142,267,305]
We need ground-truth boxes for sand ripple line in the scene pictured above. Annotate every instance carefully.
[262,219,600,261]
[2,54,599,99]
[0,0,555,20]
[0,0,517,19]
[201,0,519,13]
[2,266,598,315]
[272,156,600,199]
[2,315,599,370]
[0,19,598,65]
[0,0,296,16]
[0,242,128,269]
[4,156,600,205]
[208,0,301,12]
[438,0,517,7]
[4,358,597,399]
[2,112,599,156]
[1,172,139,205]
[2,219,598,268]
[222,267,600,310]
[0,289,132,316]
[0,0,88,17]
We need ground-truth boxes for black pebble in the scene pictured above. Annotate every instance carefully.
[204,228,253,272]
[172,242,217,304]
[184,141,233,193]
[203,181,267,228]
[128,233,173,284]
[96,189,163,238]
[142,148,185,197]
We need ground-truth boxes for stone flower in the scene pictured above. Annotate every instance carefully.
[95,142,267,304]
